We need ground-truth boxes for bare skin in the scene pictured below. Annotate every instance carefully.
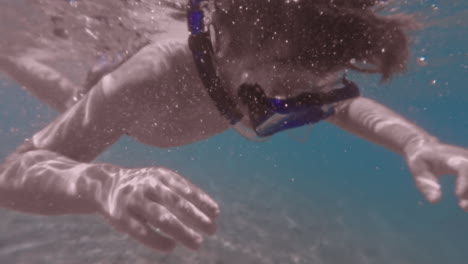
[1,14,468,253]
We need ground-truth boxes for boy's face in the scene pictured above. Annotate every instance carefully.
[215,27,325,97]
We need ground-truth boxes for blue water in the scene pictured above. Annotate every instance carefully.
[1,1,467,263]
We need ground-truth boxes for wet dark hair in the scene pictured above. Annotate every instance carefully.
[214,0,417,81]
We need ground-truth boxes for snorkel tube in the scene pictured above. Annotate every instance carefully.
[187,0,244,125]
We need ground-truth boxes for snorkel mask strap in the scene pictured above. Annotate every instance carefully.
[187,0,243,124]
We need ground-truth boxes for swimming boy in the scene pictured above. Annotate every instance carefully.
[1,0,467,253]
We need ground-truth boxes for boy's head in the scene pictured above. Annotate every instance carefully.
[211,0,416,88]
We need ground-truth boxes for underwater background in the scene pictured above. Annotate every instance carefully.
[0,0,467,263]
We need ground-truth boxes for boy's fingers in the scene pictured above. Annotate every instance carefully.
[410,162,442,203]
[121,217,176,252]
[415,173,442,203]
[140,203,203,250]
[159,172,220,219]
[455,170,468,197]
[459,200,468,212]
[455,170,468,211]
[145,186,216,235]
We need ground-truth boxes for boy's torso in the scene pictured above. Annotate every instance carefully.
[125,40,230,148]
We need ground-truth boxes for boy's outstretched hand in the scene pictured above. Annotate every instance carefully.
[406,141,468,211]
[95,166,220,252]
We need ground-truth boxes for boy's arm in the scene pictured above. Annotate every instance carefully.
[0,138,217,251]
[327,97,468,210]
[328,96,438,156]
[0,45,219,251]
[0,53,79,112]
[0,69,133,212]
[0,141,110,215]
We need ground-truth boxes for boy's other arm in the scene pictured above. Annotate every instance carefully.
[327,96,468,210]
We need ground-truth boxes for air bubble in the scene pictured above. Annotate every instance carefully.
[417,56,428,66]
[68,0,79,8]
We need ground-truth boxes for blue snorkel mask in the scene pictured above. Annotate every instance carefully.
[187,0,360,139]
